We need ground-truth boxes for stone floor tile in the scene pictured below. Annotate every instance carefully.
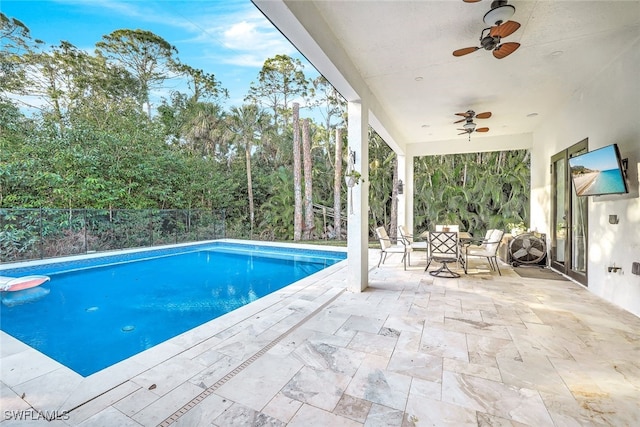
[131,355,206,397]
[393,331,422,353]
[15,367,83,412]
[211,402,285,427]
[131,382,205,426]
[496,354,573,396]
[262,392,304,424]
[345,365,411,411]
[476,412,530,426]
[188,353,242,389]
[443,357,501,382]
[347,331,398,359]
[291,340,365,376]
[287,404,362,427]
[215,353,304,412]
[66,381,142,425]
[404,395,477,427]
[76,406,142,426]
[466,334,521,367]
[337,315,386,336]
[173,392,233,426]
[364,403,404,427]
[387,350,443,382]
[420,325,469,361]
[0,348,62,388]
[382,315,424,334]
[281,365,351,411]
[112,386,159,418]
[333,393,372,423]
[441,371,554,426]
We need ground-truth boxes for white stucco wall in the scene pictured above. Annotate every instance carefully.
[530,38,640,317]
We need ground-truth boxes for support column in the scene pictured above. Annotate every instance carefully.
[397,154,407,231]
[406,157,415,234]
[347,101,369,292]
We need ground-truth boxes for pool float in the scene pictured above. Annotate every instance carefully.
[0,275,51,292]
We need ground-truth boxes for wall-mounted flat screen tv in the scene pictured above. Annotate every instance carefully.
[568,144,628,196]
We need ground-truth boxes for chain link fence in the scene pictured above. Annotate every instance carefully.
[0,208,232,263]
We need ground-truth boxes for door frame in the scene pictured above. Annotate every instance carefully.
[550,139,588,286]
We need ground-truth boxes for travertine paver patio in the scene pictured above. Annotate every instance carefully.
[2,250,640,426]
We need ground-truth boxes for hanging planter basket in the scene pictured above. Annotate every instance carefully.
[345,170,362,188]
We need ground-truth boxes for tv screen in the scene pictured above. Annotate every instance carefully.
[568,144,628,196]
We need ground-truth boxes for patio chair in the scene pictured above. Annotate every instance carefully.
[464,229,504,275]
[398,225,428,263]
[425,231,461,278]
[375,226,411,270]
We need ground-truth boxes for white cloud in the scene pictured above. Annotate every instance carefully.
[221,53,269,68]
[220,16,296,66]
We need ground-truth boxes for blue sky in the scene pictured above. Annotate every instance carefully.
[2,0,318,108]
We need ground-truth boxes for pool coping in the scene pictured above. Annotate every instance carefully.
[0,240,348,421]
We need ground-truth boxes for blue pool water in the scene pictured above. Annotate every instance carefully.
[0,243,345,376]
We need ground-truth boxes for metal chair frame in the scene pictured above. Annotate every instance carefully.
[464,229,504,275]
[426,231,461,278]
[375,226,411,270]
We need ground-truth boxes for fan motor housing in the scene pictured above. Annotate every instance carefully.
[481,36,499,50]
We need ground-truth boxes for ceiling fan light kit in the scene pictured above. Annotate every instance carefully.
[454,110,491,139]
[483,4,515,26]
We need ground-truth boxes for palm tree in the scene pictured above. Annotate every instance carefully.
[182,102,228,161]
[227,104,267,237]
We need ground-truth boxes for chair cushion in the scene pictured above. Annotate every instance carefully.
[467,246,492,257]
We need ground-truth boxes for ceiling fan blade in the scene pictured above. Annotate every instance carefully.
[475,127,489,132]
[454,118,467,124]
[475,112,492,119]
[458,131,469,135]
[490,21,521,38]
[453,46,479,57]
[493,42,520,59]
[455,112,472,117]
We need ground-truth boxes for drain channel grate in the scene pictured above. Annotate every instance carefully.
[158,289,345,426]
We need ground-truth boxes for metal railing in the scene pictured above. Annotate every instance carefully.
[0,208,230,263]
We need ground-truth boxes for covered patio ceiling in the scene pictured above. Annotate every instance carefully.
[253,0,640,155]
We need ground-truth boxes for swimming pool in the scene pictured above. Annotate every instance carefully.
[0,241,346,376]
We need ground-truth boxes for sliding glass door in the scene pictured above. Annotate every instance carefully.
[550,139,588,285]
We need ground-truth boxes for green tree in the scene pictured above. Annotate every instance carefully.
[368,130,396,236]
[173,62,228,104]
[0,12,43,97]
[182,103,229,160]
[259,167,295,240]
[227,104,268,237]
[413,150,530,238]
[96,29,178,115]
[246,54,309,134]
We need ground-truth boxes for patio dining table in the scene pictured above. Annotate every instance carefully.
[419,230,472,242]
